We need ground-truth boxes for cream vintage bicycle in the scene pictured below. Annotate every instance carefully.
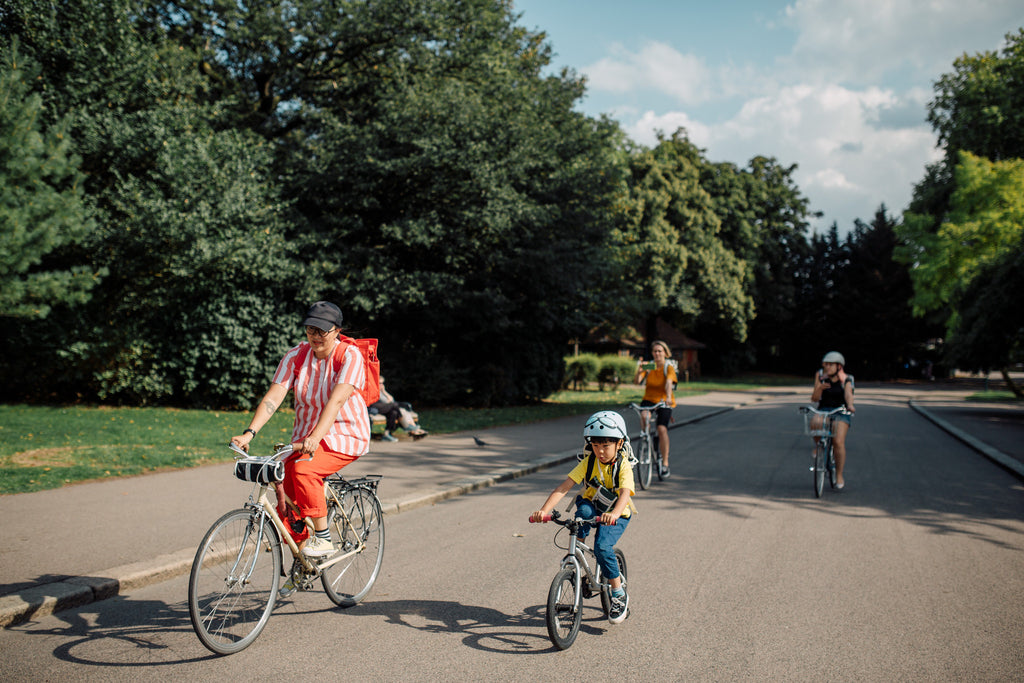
[187,442,385,655]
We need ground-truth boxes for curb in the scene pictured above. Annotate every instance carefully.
[909,400,1024,480]
[0,406,735,628]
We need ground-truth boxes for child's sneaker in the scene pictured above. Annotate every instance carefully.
[608,589,629,624]
[303,535,334,557]
[381,432,398,442]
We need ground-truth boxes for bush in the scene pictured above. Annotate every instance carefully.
[564,353,601,389]
[563,354,638,391]
[597,355,639,390]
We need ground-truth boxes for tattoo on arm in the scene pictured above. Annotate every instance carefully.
[262,400,278,417]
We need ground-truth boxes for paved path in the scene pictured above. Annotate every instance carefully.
[1,384,1020,628]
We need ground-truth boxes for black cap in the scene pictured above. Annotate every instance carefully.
[302,301,343,331]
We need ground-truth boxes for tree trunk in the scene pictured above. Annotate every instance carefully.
[1000,367,1023,399]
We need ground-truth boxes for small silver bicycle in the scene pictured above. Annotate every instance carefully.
[627,401,666,489]
[530,510,628,650]
[800,406,850,498]
[188,443,385,655]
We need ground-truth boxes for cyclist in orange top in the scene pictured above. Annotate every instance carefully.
[633,340,677,478]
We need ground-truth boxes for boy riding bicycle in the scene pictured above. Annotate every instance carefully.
[530,410,636,624]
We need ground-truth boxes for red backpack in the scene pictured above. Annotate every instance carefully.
[293,336,381,405]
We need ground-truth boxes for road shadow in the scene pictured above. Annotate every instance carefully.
[8,595,215,667]
[281,597,609,654]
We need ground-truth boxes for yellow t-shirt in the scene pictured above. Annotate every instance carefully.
[641,362,677,407]
[567,452,635,518]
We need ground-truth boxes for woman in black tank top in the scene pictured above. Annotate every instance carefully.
[810,351,856,489]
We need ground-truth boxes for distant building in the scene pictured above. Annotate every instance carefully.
[572,317,705,379]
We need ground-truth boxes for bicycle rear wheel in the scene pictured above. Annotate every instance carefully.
[188,508,281,655]
[322,486,385,607]
[813,441,826,498]
[599,548,628,617]
[546,567,582,650]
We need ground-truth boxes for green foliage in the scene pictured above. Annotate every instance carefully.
[596,355,638,390]
[564,353,601,389]
[944,238,1024,375]
[0,41,100,319]
[899,151,1024,320]
[0,0,855,407]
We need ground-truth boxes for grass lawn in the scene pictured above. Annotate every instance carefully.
[1,374,801,494]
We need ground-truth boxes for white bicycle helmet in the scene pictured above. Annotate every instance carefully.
[822,351,845,366]
[583,410,628,441]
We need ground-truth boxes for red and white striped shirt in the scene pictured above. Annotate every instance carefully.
[272,340,370,456]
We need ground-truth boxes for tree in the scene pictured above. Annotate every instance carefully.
[898,151,1024,317]
[836,207,937,379]
[701,155,815,372]
[149,0,630,406]
[0,0,301,407]
[0,41,99,319]
[945,242,1024,397]
[618,130,757,374]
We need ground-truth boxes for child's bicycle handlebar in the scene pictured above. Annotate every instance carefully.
[528,510,602,526]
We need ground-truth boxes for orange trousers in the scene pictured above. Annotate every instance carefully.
[279,443,358,540]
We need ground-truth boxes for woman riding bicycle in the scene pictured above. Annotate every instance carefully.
[811,351,855,489]
[231,301,370,557]
[633,340,677,478]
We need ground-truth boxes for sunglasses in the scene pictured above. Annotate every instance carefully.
[305,326,337,338]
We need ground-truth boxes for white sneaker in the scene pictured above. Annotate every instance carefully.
[608,590,629,624]
[303,535,334,557]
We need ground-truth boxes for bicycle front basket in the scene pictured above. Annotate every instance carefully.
[802,411,832,438]
[234,457,285,484]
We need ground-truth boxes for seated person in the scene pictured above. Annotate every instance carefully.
[368,377,428,441]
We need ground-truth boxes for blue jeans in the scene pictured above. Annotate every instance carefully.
[575,496,630,581]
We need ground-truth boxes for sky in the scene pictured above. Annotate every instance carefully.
[511,0,1024,235]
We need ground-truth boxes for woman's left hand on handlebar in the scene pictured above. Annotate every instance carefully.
[599,511,620,525]
[230,433,252,452]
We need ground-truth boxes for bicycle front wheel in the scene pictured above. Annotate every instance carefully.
[828,446,838,489]
[635,435,653,490]
[813,441,826,498]
[322,486,385,607]
[546,567,582,650]
[188,508,281,655]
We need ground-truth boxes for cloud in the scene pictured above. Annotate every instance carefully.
[584,41,715,104]
[625,83,942,228]
[781,0,1023,84]
[574,0,1015,230]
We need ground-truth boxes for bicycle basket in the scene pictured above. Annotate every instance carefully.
[234,457,285,484]
[802,411,832,438]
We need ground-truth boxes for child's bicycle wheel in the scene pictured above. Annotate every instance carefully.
[546,567,582,650]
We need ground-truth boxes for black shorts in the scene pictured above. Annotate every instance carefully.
[641,400,673,427]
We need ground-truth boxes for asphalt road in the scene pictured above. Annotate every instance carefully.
[2,392,1022,681]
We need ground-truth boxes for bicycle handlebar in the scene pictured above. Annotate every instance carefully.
[528,510,602,525]
[626,401,666,411]
[228,442,295,460]
[800,405,852,416]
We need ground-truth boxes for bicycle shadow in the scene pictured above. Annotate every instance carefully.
[281,597,610,653]
[8,595,217,667]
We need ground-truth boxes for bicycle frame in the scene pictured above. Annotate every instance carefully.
[229,444,365,577]
[627,401,665,488]
[800,406,850,497]
[547,514,615,602]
